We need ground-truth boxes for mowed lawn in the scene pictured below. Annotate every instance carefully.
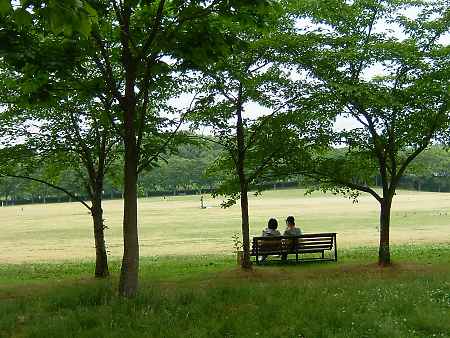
[0,247,449,338]
[0,189,449,263]
[0,190,449,337]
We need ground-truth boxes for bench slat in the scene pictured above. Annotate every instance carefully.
[298,246,332,251]
[298,249,328,253]
[297,237,333,242]
[298,240,332,245]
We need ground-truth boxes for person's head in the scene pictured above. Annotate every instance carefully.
[268,218,278,230]
[286,216,295,228]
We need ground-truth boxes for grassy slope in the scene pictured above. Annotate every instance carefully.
[1,189,449,263]
[0,245,449,338]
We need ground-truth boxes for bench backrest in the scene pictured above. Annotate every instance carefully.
[297,233,334,252]
[252,233,336,254]
[252,236,289,254]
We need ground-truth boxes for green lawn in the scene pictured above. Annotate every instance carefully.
[0,189,449,263]
[0,245,449,337]
[1,189,449,337]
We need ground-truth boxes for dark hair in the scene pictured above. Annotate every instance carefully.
[268,218,278,230]
[286,216,295,226]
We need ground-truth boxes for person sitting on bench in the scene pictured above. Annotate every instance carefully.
[283,215,302,236]
[262,218,281,237]
[281,216,301,261]
[259,218,281,262]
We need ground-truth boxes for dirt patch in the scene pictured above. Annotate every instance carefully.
[0,276,110,301]
[2,262,449,301]
[143,261,450,292]
[210,261,450,285]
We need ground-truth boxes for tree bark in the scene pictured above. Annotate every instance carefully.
[238,179,251,269]
[91,184,109,278]
[378,197,392,266]
[118,102,140,297]
[115,3,140,296]
[236,85,251,269]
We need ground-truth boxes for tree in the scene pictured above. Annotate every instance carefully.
[2,0,197,296]
[0,175,25,205]
[407,145,450,192]
[188,3,304,269]
[283,0,450,265]
[1,6,123,276]
[86,0,275,295]
[0,88,120,277]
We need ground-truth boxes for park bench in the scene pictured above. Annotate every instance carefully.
[251,233,337,264]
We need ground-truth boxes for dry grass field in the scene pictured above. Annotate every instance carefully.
[0,189,449,263]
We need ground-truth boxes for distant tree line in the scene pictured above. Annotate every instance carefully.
[1,144,448,206]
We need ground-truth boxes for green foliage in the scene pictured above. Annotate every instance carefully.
[187,2,313,208]
[408,146,450,178]
[0,0,12,16]
[138,142,222,194]
[0,0,97,37]
[281,0,450,202]
[11,8,32,27]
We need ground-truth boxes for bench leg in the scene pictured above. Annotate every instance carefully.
[334,235,338,262]
[321,251,324,259]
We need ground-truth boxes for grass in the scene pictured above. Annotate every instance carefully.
[0,189,449,336]
[0,245,449,337]
[0,189,449,263]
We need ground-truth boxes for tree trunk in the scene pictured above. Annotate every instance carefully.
[118,102,139,297]
[239,179,251,269]
[236,85,251,269]
[378,197,392,266]
[91,189,109,278]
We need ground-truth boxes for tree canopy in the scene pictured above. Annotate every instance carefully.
[277,0,450,265]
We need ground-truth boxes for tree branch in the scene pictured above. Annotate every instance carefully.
[140,0,166,59]
[91,30,123,103]
[0,174,92,210]
[136,98,194,173]
[246,150,278,184]
[304,171,383,203]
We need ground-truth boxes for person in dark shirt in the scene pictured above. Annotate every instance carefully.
[283,215,302,236]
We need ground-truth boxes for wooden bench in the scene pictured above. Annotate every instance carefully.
[251,233,337,264]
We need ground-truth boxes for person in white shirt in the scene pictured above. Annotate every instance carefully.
[282,215,302,261]
[262,218,281,237]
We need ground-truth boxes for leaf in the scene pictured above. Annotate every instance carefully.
[77,14,92,38]
[83,2,97,22]
[62,23,73,37]
[13,8,32,27]
[0,0,12,16]
[48,11,65,34]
